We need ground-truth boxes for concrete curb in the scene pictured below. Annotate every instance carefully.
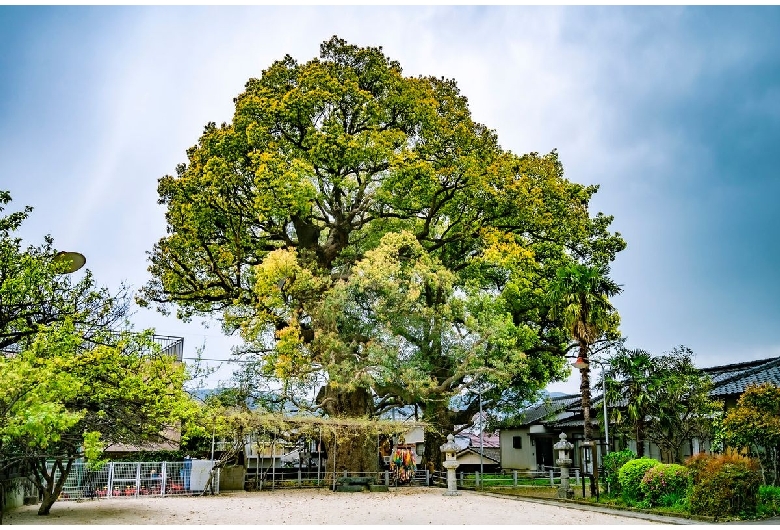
[476,491,708,525]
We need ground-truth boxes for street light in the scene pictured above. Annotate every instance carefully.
[52,251,86,274]
[468,381,486,488]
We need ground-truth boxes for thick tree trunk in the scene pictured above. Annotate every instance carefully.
[316,384,378,473]
[328,432,381,475]
[421,402,455,473]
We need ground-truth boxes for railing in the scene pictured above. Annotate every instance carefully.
[239,468,583,491]
[153,335,184,362]
[244,470,415,490]
[41,464,586,499]
[4,333,184,362]
[241,469,440,490]
[45,461,217,502]
[454,468,581,490]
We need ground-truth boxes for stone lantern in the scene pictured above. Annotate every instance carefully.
[553,432,574,499]
[440,434,461,496]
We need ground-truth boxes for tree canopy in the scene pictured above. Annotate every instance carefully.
[140,37,625,467]
[0,191,193,515]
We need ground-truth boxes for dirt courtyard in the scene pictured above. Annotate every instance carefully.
[4,488,658,525]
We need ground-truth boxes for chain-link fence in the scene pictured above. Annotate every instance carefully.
[50,461,218,501]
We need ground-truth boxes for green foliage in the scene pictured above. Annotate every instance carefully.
[601,347,653,456]
[111,450,189,462]
[0,190,196,514]
[618,457,660,504]
[757,485,780,517]
[602,448,636,495]
[687,451,761,518]
[139,38,625,467]
[722,383,780,486]
[639,463,689,507]
[603,346,721,463]
[547,263,622,346]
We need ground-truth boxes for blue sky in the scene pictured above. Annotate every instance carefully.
[2,6,779,394]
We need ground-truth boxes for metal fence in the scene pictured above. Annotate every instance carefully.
[242,469,438,491]
[455,468,581,490]
[51,461,218,502]
[48,464,580,500]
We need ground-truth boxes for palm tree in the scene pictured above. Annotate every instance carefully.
[601,347,653,457]
[549,263,622,443]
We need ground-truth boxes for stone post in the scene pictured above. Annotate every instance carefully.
[440,434,461,496]
[553,432,574,499]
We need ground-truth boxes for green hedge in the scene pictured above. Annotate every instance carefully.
[618,458,660,504]
[639,463,688,508]
[758,485,780,518]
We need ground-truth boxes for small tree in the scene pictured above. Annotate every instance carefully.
[1,321,192,515]
[0,191,194,515]
[604,345,720,463]
[722,383,780,486]
[642,347,721,463]
[602,347,653,456]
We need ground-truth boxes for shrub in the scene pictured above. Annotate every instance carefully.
[757,485,780,518]
[639,463,689,507]
[602,449,636,495]
[618,457,661,504]
[686,451,761,518]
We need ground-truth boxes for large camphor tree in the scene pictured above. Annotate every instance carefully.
[140,37,625,469]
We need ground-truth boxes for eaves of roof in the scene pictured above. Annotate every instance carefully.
[707,356,780,397]
[457,447,501,464]
[512,394,581,426]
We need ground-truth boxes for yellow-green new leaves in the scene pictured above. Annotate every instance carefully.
[0,320,192,463]
[142,37,625,431]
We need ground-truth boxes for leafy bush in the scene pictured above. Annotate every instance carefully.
[603,449,636,495]
[618,457,660,504]
[687,451,761,518]
[758,485,780,517]
[639,463,689,507]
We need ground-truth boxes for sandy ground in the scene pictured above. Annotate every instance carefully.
[4,488,659,525]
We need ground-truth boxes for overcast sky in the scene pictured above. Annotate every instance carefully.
[2,6,779,394]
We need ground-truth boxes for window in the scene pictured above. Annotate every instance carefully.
[512,436,523,449]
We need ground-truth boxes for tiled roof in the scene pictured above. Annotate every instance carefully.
[506,356,780,431]
[509,394,581,426]
[457,446,501,463]
[705,356,780,397]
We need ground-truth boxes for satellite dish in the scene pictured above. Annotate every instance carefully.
[53,251,87,274]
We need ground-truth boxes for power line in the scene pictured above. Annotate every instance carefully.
[182,357,256,363]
